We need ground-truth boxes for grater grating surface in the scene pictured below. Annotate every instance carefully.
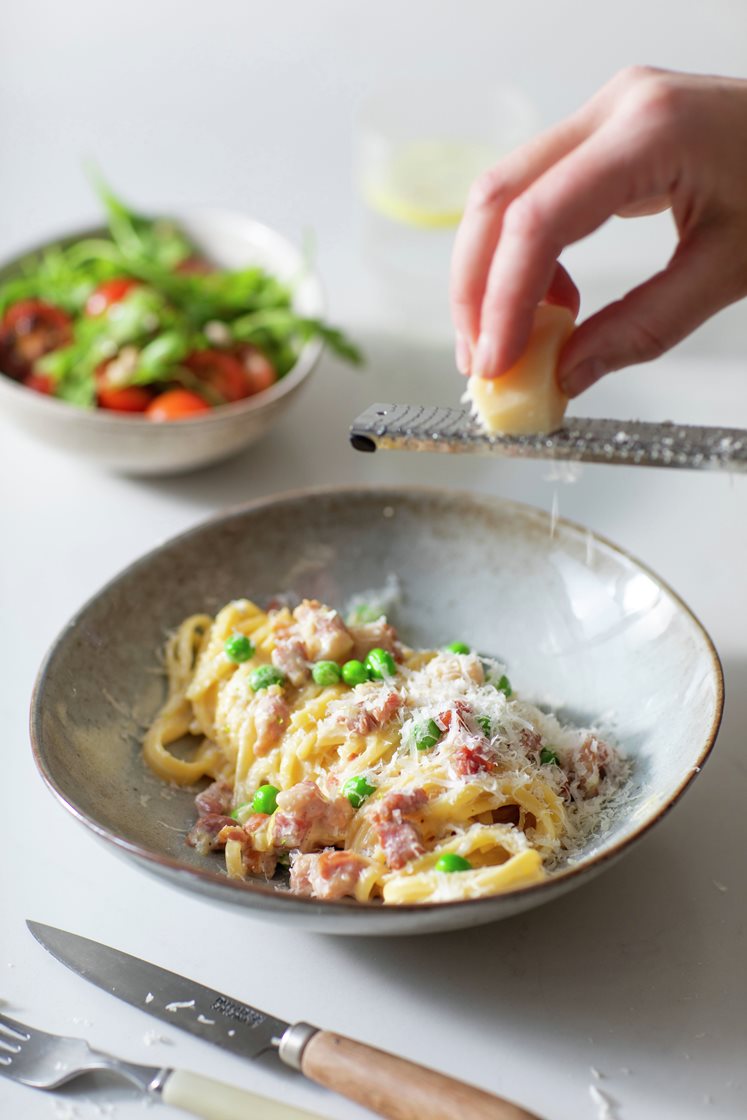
[350,403,747,472]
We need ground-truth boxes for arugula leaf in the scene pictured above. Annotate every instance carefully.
[133,330,193,384]
[1,172,364,408]
[91,171,193,270]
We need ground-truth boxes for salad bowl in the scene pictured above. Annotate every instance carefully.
[0,210,326,475]
[30,487,724,935]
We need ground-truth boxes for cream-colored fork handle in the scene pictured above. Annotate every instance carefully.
[161,1069,327,1120]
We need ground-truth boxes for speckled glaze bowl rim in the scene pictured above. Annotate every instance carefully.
[0,210,325,426]
[30,484,725,917]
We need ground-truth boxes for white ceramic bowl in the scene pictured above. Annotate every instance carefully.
[0,211,324,475]
[31,488,724,935]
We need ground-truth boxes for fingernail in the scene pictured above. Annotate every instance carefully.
[473,333,497,378]
[455,332,471,376]
[560,357,607,398]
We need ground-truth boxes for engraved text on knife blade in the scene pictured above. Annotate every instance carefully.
[211,995,266,1028]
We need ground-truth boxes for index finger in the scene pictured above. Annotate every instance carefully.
[473,117,676,377]
[449,114,592,346]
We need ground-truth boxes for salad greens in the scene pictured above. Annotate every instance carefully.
[0,177,361,411]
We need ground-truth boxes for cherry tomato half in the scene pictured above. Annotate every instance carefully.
[85,277,139,317]
[145,389,211,421]
[0,299,72,380]
[234,344,277,395]
[24,372,55,396]
[97,384,154,412]
[184,349,252,403]
[94,358,153,412]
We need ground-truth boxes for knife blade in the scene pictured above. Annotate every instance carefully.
[27,919,289,1061]
[28,920,544,1120]
[349,402,747,472]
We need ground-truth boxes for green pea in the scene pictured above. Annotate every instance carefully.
[249,665,285,691]
[540,748,560,766]
[251,784,280,814]
[342,659,369,687]
[365,647,397,680]
[414,718,442,751]
[477,715,492,737]
[445,641,470,655]
[496,674,512,697]
[343,775,376,808]
[312,660,342,686]
[225,634,254,663]
[230,802,250,822]
[435,853,472,873]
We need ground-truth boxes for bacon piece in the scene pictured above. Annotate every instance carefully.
[436,700,471,733]
[371,788,428,870]
[346,688,402,734]
[572,736,611,797]
[253,690,290,755]
[194,779,233,817]
[452,741,492,776]
[294,599,354,662]
[271,633,309,687]
[289,849,369,900]
[272,780,354,852]
[186,814,236,855]
[519,729,542,757]
[378,788,428,816]
[349,619,401,662]
[375,821,424,870]
[216,818,277,878]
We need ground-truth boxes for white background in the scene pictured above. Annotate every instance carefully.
[1,3,746,1119]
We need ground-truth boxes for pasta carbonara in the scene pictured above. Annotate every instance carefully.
[144,597,628,904]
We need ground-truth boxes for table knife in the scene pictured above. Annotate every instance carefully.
[350,402,747,472]
[28,921,542,1120]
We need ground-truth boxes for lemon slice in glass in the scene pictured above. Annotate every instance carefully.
[361,139,497,229]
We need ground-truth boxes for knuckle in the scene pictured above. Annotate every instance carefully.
[620,72,685,132]
[626,314,670,363]
[467,168,511,213]
[613,64,661,91]
[449,284,475,316]
[502,195,548,246]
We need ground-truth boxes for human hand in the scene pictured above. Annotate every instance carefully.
[450,67,747,397]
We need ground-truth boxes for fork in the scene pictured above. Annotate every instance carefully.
[0,1011,327,1120]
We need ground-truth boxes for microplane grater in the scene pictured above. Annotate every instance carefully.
[349,403,747,472]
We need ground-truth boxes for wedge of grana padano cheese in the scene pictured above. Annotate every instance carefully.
[465,303,575,435]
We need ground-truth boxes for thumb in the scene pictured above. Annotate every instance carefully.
[558,231,747,397]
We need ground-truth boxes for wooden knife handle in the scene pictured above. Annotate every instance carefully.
[300,1030,544,1120]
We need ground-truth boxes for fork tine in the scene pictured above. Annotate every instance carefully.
[0,1014,32,1041]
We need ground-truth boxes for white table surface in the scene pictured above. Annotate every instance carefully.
[2,341,746,1120]
[2,3,746,1118]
